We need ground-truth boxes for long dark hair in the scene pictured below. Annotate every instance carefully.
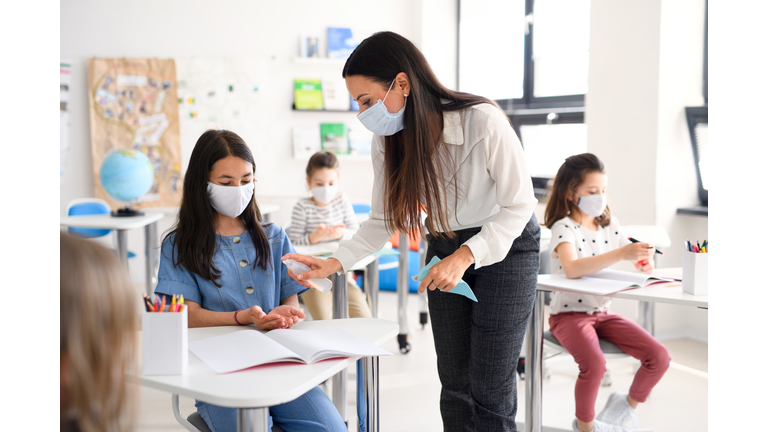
[544,153,612,229]
[166,130,271,287]
[343,31,500,239]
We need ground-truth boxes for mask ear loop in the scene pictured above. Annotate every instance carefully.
[382,78,396,102]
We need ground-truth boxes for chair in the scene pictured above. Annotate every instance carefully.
[66,198,136,258]
[538,249,630,387]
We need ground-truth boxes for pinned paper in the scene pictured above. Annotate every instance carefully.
[415,256,477,302]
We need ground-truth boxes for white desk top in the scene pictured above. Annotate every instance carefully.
[537,269,708,309]
[132,318,398,408]
[60,210,164,230]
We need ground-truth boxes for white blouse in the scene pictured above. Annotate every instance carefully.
[331,103,538,272]
[548,216,631,315]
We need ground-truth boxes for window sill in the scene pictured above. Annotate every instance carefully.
[676,206,708,216]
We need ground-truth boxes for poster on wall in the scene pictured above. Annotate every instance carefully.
[87,58,182,208]
[175,57,267,158]
[60,59,72,184]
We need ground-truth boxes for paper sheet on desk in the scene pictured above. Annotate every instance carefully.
[415,256,478,302]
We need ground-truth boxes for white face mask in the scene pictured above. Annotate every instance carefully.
[207,181,254,218]
[356,79,407,136]
[311,185,339,205]
[576,193,608,218]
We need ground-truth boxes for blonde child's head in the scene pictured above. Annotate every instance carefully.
[60,232,138,432]
[544,153,611,229]
[305,151,341,206]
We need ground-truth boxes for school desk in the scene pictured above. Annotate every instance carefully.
[133,318,398,432]
[60,210,164,296]
[293,243,382,422]
[522,271,708,432]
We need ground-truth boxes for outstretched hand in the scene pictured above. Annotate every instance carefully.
[282,254,343,288]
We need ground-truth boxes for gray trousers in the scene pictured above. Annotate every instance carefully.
[426,214,540,432]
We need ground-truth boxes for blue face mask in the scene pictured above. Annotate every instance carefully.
[357,79,407,136]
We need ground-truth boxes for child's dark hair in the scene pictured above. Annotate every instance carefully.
[306,151,339,178]
[544,153,612,229]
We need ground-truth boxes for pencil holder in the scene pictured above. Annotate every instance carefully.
[141,307,188,375]
[682,250,708,295]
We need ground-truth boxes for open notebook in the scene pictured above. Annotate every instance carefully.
[189,328,392,374]
[537,269,675,296]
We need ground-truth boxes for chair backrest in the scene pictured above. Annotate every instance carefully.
[66,198,112,238]
[539,249,550,275]
[352,203,372,224]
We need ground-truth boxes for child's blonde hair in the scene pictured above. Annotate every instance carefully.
[544,153,612,229]
[60,232,138,432]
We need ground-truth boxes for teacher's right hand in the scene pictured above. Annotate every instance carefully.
[281,254,343,288]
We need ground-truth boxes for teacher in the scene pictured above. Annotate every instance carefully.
[283,31,540,432]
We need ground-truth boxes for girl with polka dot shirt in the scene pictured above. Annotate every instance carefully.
[544,153,670,432]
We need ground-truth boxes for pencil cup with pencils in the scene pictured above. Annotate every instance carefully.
[141,295,188,375]
[682,250,708,295]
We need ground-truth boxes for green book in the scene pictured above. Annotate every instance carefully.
[320,123,349,154]
[294,79,324,110]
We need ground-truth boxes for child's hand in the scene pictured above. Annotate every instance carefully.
[633,258,655,274]
[619,242,655,262]
[266,305,306,329]
[246,306,286,330]
[310,224,340,243]
[330,224,346,239]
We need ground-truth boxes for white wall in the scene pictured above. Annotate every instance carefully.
[60,0,458,283]
[588,0,708,341]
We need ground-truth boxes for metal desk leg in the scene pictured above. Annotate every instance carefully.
[116,230,129,269]
[237,407,269,432]
[638,301,655,336]
[331,272,349,422]
[144,221,158,298]
[361,356,380,432]
[365,258,380,319]
[524,290,546,432]
[397,232,411,354]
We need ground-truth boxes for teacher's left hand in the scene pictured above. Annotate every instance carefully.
[417,245,475,294]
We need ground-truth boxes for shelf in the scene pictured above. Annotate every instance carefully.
[335,154,371,162]
[676,206,708,216]
[292,104,356,113]
[292,57,347,66]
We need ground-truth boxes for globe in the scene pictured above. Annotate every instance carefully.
[99,148,155,216]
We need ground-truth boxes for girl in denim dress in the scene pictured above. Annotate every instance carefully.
[155,129,346,432]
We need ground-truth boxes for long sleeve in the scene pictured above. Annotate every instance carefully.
[461,107,538,269]
[287,202,312,246]
[331,135,394,271]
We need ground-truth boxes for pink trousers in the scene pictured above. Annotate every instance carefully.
[549,311,671,422]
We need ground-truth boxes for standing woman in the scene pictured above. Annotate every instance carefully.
[283,31,540,431]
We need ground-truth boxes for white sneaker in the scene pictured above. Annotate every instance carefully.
[595,392,643,429]
[571,418,633,432]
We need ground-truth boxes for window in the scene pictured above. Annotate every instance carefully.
[459,0,590,111]
[458,0,526,100]
[459,0,590,199]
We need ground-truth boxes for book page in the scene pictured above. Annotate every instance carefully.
[267,328,392,363]
[588,269,674,286]
[189,330,305,374]
[537,274,639,295]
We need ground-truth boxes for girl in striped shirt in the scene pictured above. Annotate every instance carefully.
[287,151,372,320]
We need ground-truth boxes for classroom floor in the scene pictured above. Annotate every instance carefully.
[132,289,708,432]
